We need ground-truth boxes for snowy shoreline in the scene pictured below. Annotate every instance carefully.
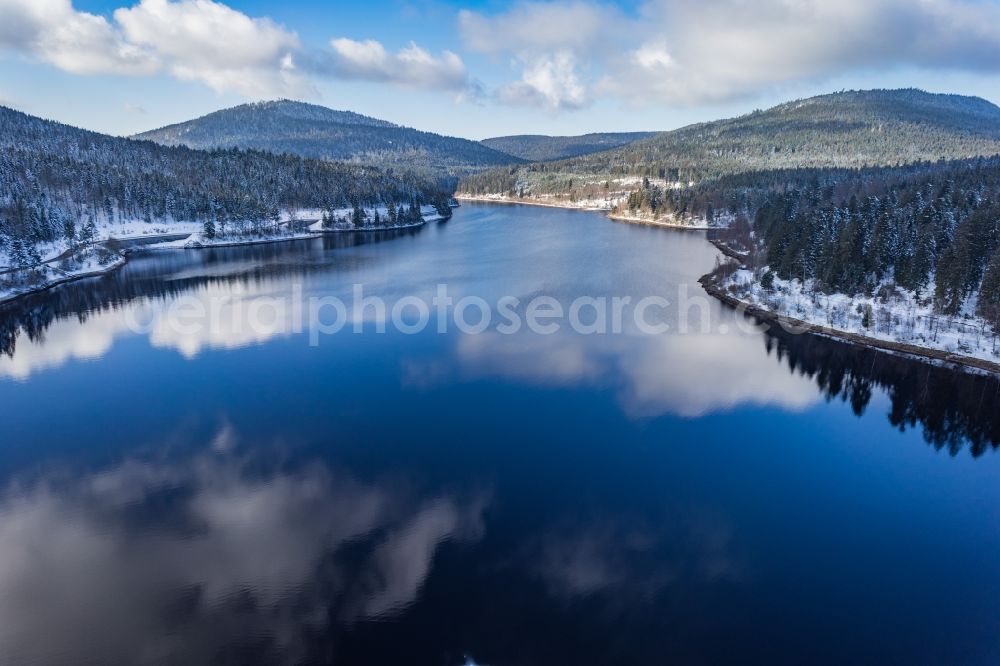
[309,218,431,234]
[140,222,425,251]
[700,246,1000,377]
[0,211,444,306]
[0,254,127,306]
[607,212,713,230]
[456,194,713,230]
[454,194,609,212]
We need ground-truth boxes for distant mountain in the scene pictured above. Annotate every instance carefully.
[134,100,521,176]
[0,105,447,248]
[460,89,1000,195]
[480,132,659,162]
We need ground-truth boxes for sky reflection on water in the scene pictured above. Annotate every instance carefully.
[1,204,1000,664]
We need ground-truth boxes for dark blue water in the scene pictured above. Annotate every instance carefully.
[0,203,999,665]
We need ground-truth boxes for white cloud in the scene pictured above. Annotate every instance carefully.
[459,1,619,110]
[0,0,305,96]
[114,0,309,97]
[0,0,156,75]
[461,0,1000,110]
[0,0,474,100]
[326,38,469,91]
[602,0,1000,106]
[6,0,1000,110]
[497,51,589,111]
[458,2,616,55]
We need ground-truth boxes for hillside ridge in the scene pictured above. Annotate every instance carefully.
[134,99,521,176]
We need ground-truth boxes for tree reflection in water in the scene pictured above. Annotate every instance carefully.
[2,224,999,456]
[764,326,1000,456]
[0,230,420,361]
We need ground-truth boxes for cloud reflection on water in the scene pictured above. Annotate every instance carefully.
[0,281,307,379]
[0,426,486,665]
[0,282,821,421]
[526,513,743,604]
[406,328,820,418]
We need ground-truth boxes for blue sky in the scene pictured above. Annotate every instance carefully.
[2,0,1000,139]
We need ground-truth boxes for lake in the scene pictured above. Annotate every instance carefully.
[1,202,999,665]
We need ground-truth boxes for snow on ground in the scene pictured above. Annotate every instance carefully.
[93,219,203,239]
[0,206,447,303]
[0,246,126,305]
[146,229,306,250]
[319,204,442,220]
[3,205,446,266]
[456,193,725,229]
[0,204,449,270]
[154,205,443,247]
[723,268,1000,364]
[608,209,729,229]
[0,219,203,270]
[457,193,622,211]
[0,204,449,303]
[278,209,325,223]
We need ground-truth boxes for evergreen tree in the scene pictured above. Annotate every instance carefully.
[81,217,97,245]
[9,237,37,270]
[63,218,76,249]
[978,254,1000,330]
[760,270,775,291]
[861,304,874,329]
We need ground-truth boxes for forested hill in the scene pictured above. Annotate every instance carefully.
[480,132,658,162]
[134,100,521,176]
[0,105,448,246]
[460,89,1000,195]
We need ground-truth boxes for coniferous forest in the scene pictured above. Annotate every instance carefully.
[680,157,1000,332]
[0,105,449,260]
[459,89,1000,196]
[459,90,1000,336]
[749,158,1000,324]
[133,100,520,178]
